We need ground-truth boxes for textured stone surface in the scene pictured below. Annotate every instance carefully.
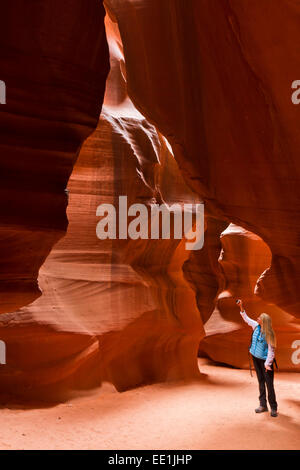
[105,0,300,316]
[0,16,204,400]
[198,225,300,371]
[0,0,109,313]
[183,217,228,324]
[1,0,299,401]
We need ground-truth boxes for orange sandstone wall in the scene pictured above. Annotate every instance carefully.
[0,16,204,400]
[104,0,299,370]
[105,0,300,317]
[0,1,299,401]
[198,225,300,371]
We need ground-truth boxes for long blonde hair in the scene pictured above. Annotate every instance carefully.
[260,313,276,347]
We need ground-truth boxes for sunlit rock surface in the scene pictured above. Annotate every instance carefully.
[198,225,300,370]
[105,0,300,317]
[0,16,204,400]
[1,1,299,401]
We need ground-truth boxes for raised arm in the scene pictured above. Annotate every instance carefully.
[236,299,258,330]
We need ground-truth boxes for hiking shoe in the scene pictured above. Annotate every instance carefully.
[255,406,268,413]
[270,409,278,417]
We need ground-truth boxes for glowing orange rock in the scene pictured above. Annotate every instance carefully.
[105,0,300,317]
[0,15,204,400]
[199,225,300,371]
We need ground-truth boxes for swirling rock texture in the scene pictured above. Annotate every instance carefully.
[198,224,300,370]
[0,0,109,314]
[1,0,300,401]
[104,0,300,369]
[0,15,204,400]
[183,217,228,325]
[105,0,300,316]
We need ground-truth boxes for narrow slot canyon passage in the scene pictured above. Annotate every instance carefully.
[0,0,299,452]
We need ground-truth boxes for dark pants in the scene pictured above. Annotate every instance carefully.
[251,354,278,411]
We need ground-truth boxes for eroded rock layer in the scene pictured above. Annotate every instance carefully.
[1,1,299,400]
[105,0,300,317]
[0,16,204,400]
[198,225,300,370]
[0,0,109,313]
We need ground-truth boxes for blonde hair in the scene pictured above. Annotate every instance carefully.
[260,313,276,347]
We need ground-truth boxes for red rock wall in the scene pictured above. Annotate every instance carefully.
[0,0,109,313]
[183,217,228,324]
[105,0,300,317]
[0,1,299,400]
[104,0,300,370]
[0,16,204,400]
[198,225,300,371]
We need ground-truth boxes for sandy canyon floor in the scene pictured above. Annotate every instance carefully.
[0,358,299,450]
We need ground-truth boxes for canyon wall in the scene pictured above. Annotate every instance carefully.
[104,0,300,371]
[0,0,109,313]
[105,0,300,317]
[0,16,204,400]
[198,224,300,370]
[0,1,299,400]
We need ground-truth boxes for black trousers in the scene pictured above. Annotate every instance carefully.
[251,354,278,411]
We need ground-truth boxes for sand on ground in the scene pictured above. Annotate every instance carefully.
[0,358,299,450]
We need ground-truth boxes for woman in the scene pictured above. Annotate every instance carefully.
[236,299,278,417]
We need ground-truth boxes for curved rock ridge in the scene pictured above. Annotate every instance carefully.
[0,15,205,400]
[198,224,300,371]
[183,216,228,325]
[0,0,109,313]
[104,0,300,316]
[1,0,299,400]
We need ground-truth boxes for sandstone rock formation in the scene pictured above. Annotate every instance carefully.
[105,0,300,317]
[183,217,228,324]
[0,0,109,314]
[0,15,204,400]
[0,1,299,400]
[198,224,300,371]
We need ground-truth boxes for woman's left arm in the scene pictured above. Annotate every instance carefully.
[265,344,275,370]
